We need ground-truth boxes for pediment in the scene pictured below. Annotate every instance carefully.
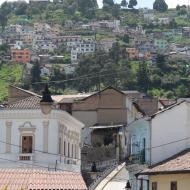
[19,121,36,132]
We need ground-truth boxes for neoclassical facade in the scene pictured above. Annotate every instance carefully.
[0,95,84,173]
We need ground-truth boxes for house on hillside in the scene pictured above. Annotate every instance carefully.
[11,49,31,63]
[154,38,168,52]
[126,48,139,60]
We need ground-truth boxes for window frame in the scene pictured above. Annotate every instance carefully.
[171,181,177,190]
[152,182,157,190]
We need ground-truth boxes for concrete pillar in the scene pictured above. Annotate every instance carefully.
[43,121,49,153]
[5,121,12,153]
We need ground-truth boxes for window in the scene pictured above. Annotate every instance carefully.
[58,137,62,154]
[72,144,74,158]
[171,181,177,190]
[152,182,157,190]
[64,141,66,156]
[68,142,70,157]
[75,144,77,158]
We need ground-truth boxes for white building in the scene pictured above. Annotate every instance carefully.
[150,101,190,165]
[71,39,96,63]
[0,85,84,173]
[126,100,190,189]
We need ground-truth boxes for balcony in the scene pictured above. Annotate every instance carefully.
[19,153,33,161]
[126,150,146,165]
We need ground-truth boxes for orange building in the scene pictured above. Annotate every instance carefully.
[11,49,31,63]
[126,48,139,60]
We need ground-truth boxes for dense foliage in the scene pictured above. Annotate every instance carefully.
[153,0,168,12]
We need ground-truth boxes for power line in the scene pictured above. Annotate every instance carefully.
[0,139,82,161]
[29,68,129,85]
[1,135,190,163]
[150,136,190,150]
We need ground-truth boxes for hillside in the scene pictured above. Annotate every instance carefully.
[0,0,190,100]
[0,64,24,102]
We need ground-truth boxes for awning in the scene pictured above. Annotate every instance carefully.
[89,124,123,129]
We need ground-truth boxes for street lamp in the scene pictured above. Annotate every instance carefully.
[40,84,54,115]
[125,180,131,190]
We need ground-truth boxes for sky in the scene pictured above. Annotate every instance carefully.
[97,0,190,9]
[0,0,189,7]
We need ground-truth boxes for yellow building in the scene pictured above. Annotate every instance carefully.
[138,149,190,190]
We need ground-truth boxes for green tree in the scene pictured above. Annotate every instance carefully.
[128,0,137,9]
[103,0,114,7]
[14,2,28,15]
[121,0,128,7]
[31,61,41,83]
[137,61,150,92]
[169,19,177,29]
[156,54,166,70]
[176,4,180,11]
[74,51,118,92]
[178,7,187,16]
[153,0,168,12]
[123,34,130,43]
[78,0,98,19]
[0,12,7,31]
[112,4,121,18]
[109,42,120,64]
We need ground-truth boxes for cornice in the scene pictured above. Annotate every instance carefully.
[0,109,83,132]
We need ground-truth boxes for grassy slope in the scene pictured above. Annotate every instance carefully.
[0,63,24,102]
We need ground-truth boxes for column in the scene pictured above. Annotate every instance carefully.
[43,121,49,153]
[5,121,12,153]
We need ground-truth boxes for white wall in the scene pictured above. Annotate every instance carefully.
[0,109,83,172]
[73,111,97,127]
[127,117,150,164]
[151,102,190,164]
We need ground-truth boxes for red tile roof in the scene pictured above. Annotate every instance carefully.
[139,149,190,176]
[4,96,41,109]
[0,169,87,190]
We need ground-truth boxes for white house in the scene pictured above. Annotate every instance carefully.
[126,100,190,190]
[150,101,190,165]
[0,85,84,173]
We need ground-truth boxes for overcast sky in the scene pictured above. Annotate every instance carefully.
[0,0,189,7]
[97,0,190,8]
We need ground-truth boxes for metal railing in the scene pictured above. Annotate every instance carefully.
[125,152,146,165]
[88,161,118,190]
[82,159,117,171]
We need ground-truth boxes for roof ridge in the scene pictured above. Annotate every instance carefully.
[9,85,41,98]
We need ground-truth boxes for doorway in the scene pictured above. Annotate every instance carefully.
[22,136,33,153]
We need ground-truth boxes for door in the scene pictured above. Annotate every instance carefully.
[22,136,33,153]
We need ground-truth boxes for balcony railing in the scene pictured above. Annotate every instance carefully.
[58,157,78,165]
[126,151,146,165]
[19,153,33,161]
